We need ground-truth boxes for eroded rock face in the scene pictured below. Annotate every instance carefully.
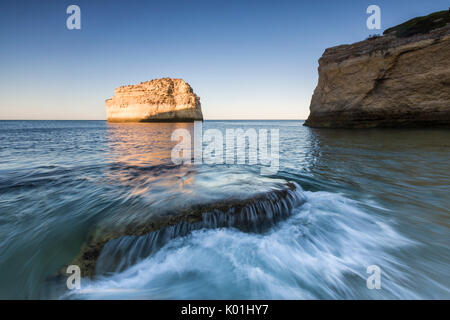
[305,19,450,128]
[106,78,203,122]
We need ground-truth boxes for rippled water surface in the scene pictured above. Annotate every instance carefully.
[0,120,449,299]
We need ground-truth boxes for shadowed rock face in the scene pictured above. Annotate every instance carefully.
[305,13,450,128]
[62,182,305,278]
[106,78,203,122]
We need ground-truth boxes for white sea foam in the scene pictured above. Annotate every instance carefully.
[65,187,419,300]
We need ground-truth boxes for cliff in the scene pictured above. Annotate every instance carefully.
[305,10,450,128]
[106,78,203,122]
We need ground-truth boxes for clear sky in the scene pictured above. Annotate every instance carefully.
[0,0,448,120]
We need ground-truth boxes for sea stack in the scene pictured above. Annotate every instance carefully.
[305,10,450,128]
[106,78,203,122]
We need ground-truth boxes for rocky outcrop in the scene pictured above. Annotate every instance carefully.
[62,182,303,278]
[305,10,450,128]
[106,78,203,122]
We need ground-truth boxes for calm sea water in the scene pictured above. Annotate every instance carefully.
[0,120,449,299]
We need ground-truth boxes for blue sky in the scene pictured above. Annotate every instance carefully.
[0,0,448,120]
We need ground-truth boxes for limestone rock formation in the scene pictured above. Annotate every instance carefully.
[305,10,450,128]
[106,78,203,122]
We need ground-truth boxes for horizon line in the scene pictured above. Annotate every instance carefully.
[0,118,307,121]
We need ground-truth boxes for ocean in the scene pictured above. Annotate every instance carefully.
[0,120,448,299]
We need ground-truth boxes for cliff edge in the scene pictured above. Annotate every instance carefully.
[305,10,450,128]
[106,78,203,122]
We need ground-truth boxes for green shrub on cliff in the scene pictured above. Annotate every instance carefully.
[384,9,450,38]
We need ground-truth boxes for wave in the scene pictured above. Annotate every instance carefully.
[65,185,418,300]
[67,182,305,278]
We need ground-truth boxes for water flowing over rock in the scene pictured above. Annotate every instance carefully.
[63,182,305,278]
[305,10,450,128]
[106,78,203,122]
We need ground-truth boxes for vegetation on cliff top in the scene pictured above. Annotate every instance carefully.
[384,9,450,38]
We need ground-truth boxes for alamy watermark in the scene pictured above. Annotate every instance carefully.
[66,5,81,30]
[171,121,279,175]
[64,5,381,32]
[66,265,81,290]
[366,5,381,30]
[366,265,382,290]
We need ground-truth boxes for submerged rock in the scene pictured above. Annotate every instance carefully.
[106,78,203,122]
[63,182,305,278]
[305,10,450,128]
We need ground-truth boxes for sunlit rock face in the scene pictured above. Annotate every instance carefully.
[106,78,203,122]
[305,13,450,128]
